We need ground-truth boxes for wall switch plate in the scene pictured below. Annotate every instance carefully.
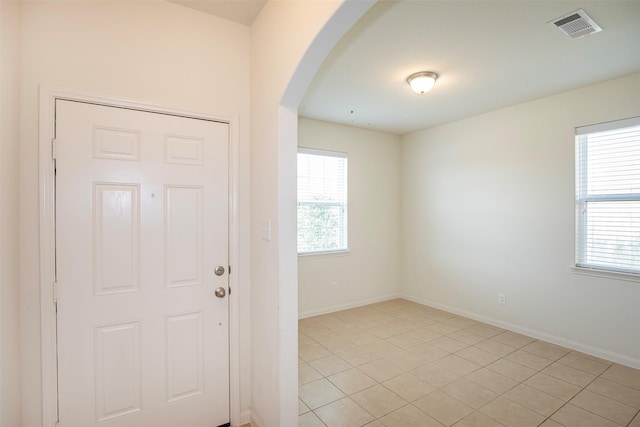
[261,219,271,241]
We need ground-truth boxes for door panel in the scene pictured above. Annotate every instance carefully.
[55,100,229,427]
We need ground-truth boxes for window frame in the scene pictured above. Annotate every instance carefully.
[297,147,349,256]
[575,116,640,277]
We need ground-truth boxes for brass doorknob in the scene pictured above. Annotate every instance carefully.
[214,287,226,298]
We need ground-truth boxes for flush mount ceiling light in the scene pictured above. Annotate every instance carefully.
[407,71,438,94]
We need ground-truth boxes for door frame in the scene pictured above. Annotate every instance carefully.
[38,86,241,427]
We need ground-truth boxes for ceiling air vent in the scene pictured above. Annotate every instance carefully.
[549,9,602,39]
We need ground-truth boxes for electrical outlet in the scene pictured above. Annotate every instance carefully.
[498,292,506,305]
[332,282,338,292]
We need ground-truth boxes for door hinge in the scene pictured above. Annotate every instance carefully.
[53,281,58,303]
[51,139,57,160]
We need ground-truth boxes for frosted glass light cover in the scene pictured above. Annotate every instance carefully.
[407,71,438,94]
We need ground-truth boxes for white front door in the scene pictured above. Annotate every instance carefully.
[55,100,230,427]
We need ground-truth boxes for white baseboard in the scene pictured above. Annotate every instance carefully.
[298,293,402,319]
[238,408,251,426]
[249,411,264,427]
[401,293,640,370]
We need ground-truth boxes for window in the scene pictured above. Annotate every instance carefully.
[575,116,640,275]
[297,148,348,254]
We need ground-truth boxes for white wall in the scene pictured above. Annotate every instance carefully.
[18,2,251,424]
[249,2,373,425]
[1,1,23,426]
[298,118,400,317]
[401,72,640,368]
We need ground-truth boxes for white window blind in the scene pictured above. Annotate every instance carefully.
[575,117,640,274]
[297,148,348,254]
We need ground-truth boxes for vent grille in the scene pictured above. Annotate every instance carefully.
[549,9,602,39]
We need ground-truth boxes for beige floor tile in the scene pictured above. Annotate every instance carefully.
[463,323,504,338]
[315,335,357,353]
[299,398,311,415]
[453,411,505,427]
[305,327,339,341]
[520,340,569,361]
[406,328,442,342]
[369,320,415,339]
[338,347,380,367]
[386,332,425,350]
[357,359,405,383]
[587,377,640,409]
[300,361,324,385]
[299,411,327,427]
[299,378,346,410]
[444,316,477,329]
[351,384,408,418]
[556,352,611,375]
[423,308,456,321]
[299,343,333,362]
[299,333,316,347]
[551,403,619,427]
[570,389,637,426]
[524,372,580,402]
[465,368,519,395]
[310,355,353,377]
[434,354,481,376]
[479,396,545,427]
[538,420,565,427]
[430,336,469,353]
[441,378,497,409]
[474,339,517,358]
[487,358,536,382]
[342,331,382,347]
[299,317,323,331]
[328,368,377,395]
[410,342,450,361]
[314,397,375,427]
[411,318,440,329]
[385,349,429,371]
[505,349,553,371]
[361,341,404,359]
[502,383,563,416]
[542,362,597,387]
[413,390,473,426]
[455,346,501,367]
[600,364,640,390]
[383,373,434,402]
[426,322,460,335]
[298,301,634,427]
[379,404,444,427]
[447,330,485,345]
[412,362,460,388]
[490,331,535,349]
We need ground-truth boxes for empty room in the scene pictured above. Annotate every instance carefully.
[2,1,640,427]
[296,1,640,426]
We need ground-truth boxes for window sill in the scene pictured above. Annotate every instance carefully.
[571,266,640,283]
[298,249,351,260]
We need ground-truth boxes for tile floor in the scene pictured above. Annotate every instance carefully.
[298,299,640,427]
